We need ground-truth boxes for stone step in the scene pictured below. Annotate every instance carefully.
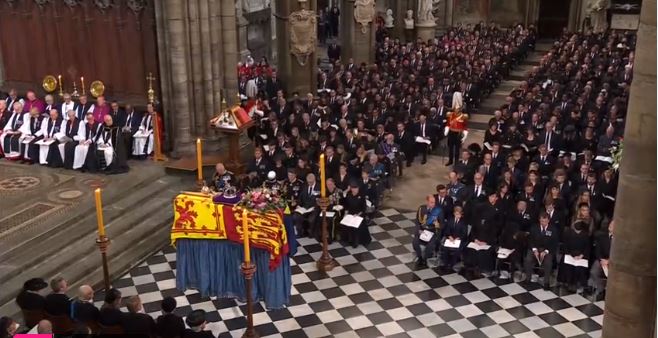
[0,172,172,275]
[0,196,175,318]
[0,175,184,314]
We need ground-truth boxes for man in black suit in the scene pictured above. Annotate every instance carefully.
[324,146,340,178]
[44,277,71,317]
[293,173,320,238]
[266,70,284,100]
[538,121,562,156]
[479,153,499,191]
[395,122,414,167]
[247,147,271,184]
[72,285,100,324]
[463,172,488,208]
[532,144,556,181]
[433,184,454,220]
[109,101,126,127]
[590,220,613,300]
[454,149,478,185]
[183,310,216,338]
[156,297,185,338]
[122,296,156,336]
[121,104,140,156]
[523,213,559,290]
[413,112,434,164]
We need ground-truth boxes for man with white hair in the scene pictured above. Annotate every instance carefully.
[1,101,26,159]
[59,93,78,121]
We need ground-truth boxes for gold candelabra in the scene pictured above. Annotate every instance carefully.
[146,72,157,104]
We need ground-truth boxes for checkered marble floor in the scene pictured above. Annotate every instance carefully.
[94,208,605,338]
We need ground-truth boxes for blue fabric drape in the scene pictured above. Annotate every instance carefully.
[175,239,292,309]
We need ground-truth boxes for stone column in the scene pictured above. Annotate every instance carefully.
[274,0,318,96]
[602,1,657,337]
[220,0,240,106]
[341,0,377,65]
[155,0,239,156]
[445,0,454,27]
[162,0,194,156]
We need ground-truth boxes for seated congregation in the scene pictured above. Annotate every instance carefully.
[0,91,160,174]
[7,277,214,338]
[411,29,631,300]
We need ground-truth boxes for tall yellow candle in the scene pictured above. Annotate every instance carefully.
[242,209,251,263]
[80,77,85,95]
[94,188,106,238]
[196,138,203,181]
[320,153,326,197]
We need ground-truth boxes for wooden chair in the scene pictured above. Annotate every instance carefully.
[21,309,45,328]
[46,313,75,335]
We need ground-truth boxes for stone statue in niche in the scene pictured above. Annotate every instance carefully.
[354,0,376,33]
[588,0,610,33]
[417,0,437,26]
[404,9,415,29]
[384,8,395,28]
[404,9,414,42]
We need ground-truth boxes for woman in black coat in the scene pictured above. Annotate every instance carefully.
[557,221,591,293]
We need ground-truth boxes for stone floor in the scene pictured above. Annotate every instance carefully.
[95,208,604,338]
[383,130,484,210]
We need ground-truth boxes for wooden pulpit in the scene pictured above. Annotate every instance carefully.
[210,105,254,174]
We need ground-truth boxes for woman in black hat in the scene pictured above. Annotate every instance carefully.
[15,278,48,327]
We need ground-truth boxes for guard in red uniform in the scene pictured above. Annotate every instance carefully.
[445,108,468,166]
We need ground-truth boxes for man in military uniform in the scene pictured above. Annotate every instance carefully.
[282,168,303,208]
[212,162,236,192]
[247,147,271,185]
[412,195,443,268]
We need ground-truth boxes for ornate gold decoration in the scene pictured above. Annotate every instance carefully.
[90,80,105,98]
[146,72,156,104]
[354,0,375,33]
[42,75,57,93]
[289,9,317,66]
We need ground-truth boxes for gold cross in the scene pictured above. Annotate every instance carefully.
[146,72,156,89]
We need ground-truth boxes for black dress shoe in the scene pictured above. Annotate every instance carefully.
[421,160,427,165]
[445,161,453,166]
[543,283,551,291]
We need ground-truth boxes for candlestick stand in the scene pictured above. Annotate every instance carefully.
[240,262,259,338]
[96,236,111,292]
[316,197,337,272]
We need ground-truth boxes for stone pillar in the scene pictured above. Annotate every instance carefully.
[161,0,194,156]
[445,0,454,27]
[155,0,239,156]
[220,0,240,106]
[602,1,657,337]
[341,0,377,65]
[274,0,318,96]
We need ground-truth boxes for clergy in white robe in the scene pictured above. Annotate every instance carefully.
[132,110,154,158]
[52,110,84,168]
[18,108,44,162]
[35,109,63,165]
[1,102,26,159]
[73,113,102,170]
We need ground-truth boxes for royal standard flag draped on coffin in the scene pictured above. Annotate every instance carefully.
[171,193,289,270]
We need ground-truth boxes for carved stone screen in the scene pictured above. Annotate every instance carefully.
[0,0,159,103]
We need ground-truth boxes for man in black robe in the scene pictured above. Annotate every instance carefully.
[98,114,129,174]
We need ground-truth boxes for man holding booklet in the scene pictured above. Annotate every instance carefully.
[412,195,443,268]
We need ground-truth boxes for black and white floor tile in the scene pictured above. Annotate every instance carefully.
[94,208,605,338]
